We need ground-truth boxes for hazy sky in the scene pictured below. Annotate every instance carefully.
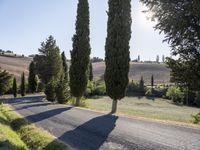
[0,0,171,61]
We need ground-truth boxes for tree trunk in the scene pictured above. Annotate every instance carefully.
[75,97,81,106]
[111,100,118,114]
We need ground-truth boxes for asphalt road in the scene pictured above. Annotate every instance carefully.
[8,96,200,150]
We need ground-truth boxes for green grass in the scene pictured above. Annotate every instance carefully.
[0,104,67,150]
[85,96,200,123]
[0,108,28,150]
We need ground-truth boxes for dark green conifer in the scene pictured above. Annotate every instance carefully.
[105,0,132,113]
[13,77,17,98]
[28,61,37,93]
[89,62,93,81]
[69,0,91,106]
[21,72,26,97]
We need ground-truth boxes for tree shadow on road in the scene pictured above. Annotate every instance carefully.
[25,107,72,123]
[57,114,118,150]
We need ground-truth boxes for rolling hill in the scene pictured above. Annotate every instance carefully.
[0,55,170,84]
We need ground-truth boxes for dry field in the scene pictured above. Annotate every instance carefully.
[0,55,170,84]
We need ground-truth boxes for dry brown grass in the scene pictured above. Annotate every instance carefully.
[0,56,32,82]
[93,62,170,84]
[0,55,170,84]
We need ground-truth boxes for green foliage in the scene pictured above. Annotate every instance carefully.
[34,35,62,84]
[55,75,70,104]
[67,97,87,107]
[69,0,91,100]
[45,81,56,102]
[139,76,145,94]
[0,69,13,95]
[89,62,93,81]
[145,88,153,97]
[166,86,184,103]
[151,75,154,89]
[127,81,146,96]
[20,72,25,97]
[194,92,200,107]
[34,36,63,101]
[192,112,200,124]
[37,82,45,92]
[85,80,95,97]
[1,105,67,150]
[12,78,17,98]
[105,0,132,100]
[61,51,68,81]
[28,61,38,93]
[93,84,106,96]
[141,0,200,91]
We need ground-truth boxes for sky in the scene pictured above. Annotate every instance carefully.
[0,0,171,61]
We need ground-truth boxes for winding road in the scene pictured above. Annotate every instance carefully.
[8,96,200,150]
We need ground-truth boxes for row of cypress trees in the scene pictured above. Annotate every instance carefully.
[23,0,132,113]
[12,72,26,97]
[69,0,132,113]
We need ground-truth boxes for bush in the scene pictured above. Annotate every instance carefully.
[37,82,45,92]
[85,81,95,97]
[92,84,106,96]
[166,86,184,103]
[145,88,154,97]
[45,81,56,102]
[192,112,200,124]
[126,81,146,96]
[194,92,200,107]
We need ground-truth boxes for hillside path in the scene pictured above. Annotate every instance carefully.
[8,96,200,150]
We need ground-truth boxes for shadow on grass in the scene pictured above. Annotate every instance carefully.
[0,140,20,150]
[55,114,118,150]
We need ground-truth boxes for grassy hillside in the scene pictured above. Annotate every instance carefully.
[0,56,170,84]
[0,56,32,82]
[93,62,170,84]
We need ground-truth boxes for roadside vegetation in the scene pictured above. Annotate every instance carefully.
[0,104,67,150]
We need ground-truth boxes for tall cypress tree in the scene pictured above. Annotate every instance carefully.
[61,51,68,81]
[56,52,70,104]
[89,61,93,81]
[13,77,17,98]
[69,0,91,106]
[21,72,25,97]
[105,0,132,113]
[28,61,37,93]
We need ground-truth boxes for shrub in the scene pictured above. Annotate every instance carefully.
[192,112,200,124]
[166,86,184,103]
[37,82,45,92]
[45,81,56,102]
[67,97,86,107]
[92,84,106,96]
[145,88,154,97]
[85,81,95,97]
[126,81,146,96]
[194,92,200,107]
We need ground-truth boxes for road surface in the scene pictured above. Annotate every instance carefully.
[8,96,200,150]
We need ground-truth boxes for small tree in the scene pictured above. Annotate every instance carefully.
[61,51,68,81]
[13,77,17,98]
[151,75,154,90]
[21,72,26,96]
[28,61,38,93]
[56,75,70,104]
[89,62,93,81]
[0,69,12,95]
[162,55,165,63]
[156,55,159,63]
[45,80,56,102]
[139,76,145,94]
